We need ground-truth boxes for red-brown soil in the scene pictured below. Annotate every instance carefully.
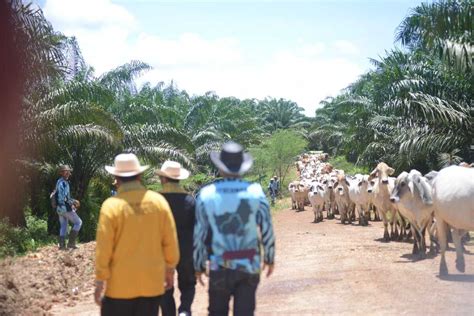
[2,206,473,315]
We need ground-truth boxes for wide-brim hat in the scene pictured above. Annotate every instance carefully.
[155,160,190,180]
[210,141,253,176]
[105,153,149,177]
[59,165,72,172]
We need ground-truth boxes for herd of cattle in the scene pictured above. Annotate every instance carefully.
[288,152,474,276]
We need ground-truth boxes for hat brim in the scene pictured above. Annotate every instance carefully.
[210,152,253,176]
[155,168,190,180]
[105,165,149,177]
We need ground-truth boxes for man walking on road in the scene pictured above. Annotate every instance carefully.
[55,165,82,250]
[157,160,196,316]
[194,142,276,316]
[94,153,180,316]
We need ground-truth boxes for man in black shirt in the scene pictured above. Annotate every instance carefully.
[156,161,196,316]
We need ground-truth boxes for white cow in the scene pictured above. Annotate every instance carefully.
[432,166,474,275]
[390,170,436,258]
[308,182,326,223]
[322,174,337,219]
[368,162,403,241]
[348,174,371,226]
[288,181,298,210]
[334,174,353,224]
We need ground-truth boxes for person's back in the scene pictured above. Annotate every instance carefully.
[161,187,195,260]
[95,153,179,316]
[195,178,274,274]
[157,160,196,316]
[97,183,178,298]
[194,142,275,316]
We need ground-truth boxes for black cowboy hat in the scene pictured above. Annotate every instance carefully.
[210,142,253,176]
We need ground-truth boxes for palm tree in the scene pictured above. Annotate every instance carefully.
[258,98,311,132]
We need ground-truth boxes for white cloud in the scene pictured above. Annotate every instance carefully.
[331,40,360,55]
[43,0,135,29]
[133,33,243,67]
[42,0,363,116]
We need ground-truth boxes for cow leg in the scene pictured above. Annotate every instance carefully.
[379,211,390,242]
[418,227,427,259]
[397,216,405,241]
[347,205,352,225]
[429,220,439,255]
[411,226,419,256]
[452,229,466,273]
[390,211,399,241]
[437,219,449,276]
[374,207,381,221]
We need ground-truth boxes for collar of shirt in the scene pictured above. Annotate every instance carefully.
[117,181,146,194]
[161,182,186,194]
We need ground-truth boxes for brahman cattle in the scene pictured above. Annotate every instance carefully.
[431,166,474,276]
[390,170,437,258]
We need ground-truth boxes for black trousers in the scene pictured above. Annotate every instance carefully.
[101,295,161,316]
[160,259,196,315]
[208,269,260,316]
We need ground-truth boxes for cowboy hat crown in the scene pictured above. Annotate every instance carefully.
[155,160,190,180]
[105,153,149,177]
[210,141,253,176]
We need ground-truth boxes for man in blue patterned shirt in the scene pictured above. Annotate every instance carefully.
[193,142,275,316]
[55,165,82,250]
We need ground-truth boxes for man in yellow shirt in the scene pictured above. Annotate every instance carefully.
[94,153,180,316]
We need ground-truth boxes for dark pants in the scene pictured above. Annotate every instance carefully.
[101,295,161,316]
[160,259,196,315]
[208,269,260,316]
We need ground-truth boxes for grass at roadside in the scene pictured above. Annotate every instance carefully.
[271,196,292,214]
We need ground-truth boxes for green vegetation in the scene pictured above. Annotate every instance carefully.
[329,156,369,175]
[0,0,471,257]
[310,1,472,174]
[249,130,307,189]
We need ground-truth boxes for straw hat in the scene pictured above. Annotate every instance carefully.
[105,153,149,177]
[155,160,190,180]
[210,142,253,176]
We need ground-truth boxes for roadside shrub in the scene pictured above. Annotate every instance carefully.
[0,215,54,259]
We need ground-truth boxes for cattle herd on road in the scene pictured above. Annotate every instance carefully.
[287,152,474,276]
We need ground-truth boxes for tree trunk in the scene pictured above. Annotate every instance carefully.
[0,1,27,227]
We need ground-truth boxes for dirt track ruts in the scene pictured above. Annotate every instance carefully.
[52,207,474,315]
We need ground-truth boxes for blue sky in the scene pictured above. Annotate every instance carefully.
[39,0,428,116]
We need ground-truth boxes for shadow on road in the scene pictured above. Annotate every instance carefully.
[438,274,474,283]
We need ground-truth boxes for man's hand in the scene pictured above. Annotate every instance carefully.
[94,280,105,306]
[165,268,175,290]
[195,271,206,286]
[262,263,274,277]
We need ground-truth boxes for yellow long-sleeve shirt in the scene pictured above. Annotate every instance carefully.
[95,181,180,299]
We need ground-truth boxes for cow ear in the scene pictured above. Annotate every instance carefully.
[369,168,378,179]
[388,167,395,175]
[412,174,433,205]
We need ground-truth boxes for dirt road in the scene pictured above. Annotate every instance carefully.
[2,206,472,315]
[48,206,474,315]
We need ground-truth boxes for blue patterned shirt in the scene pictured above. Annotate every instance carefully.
[56,177,74,213]
[193,178,275,275]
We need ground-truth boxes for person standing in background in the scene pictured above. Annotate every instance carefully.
[194,142,276,316]
[156,160,196,316]
[94,153,179,316]
[55,165,82,250]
